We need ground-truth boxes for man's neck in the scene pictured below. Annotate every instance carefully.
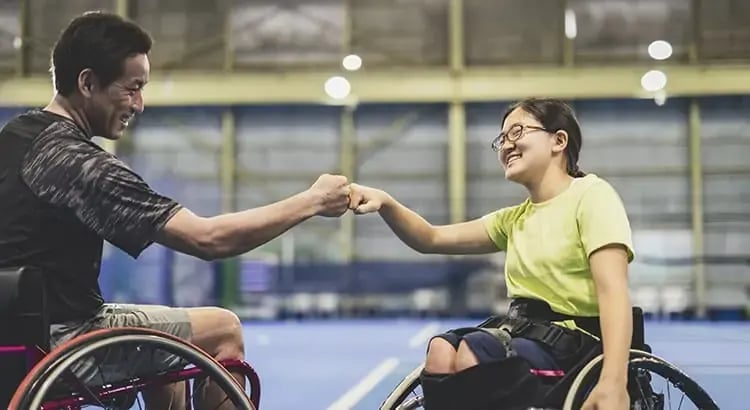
[44,94,94,138]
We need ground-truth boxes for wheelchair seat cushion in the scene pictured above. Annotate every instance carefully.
[420,356,545,410]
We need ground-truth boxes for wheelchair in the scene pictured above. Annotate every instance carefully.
[379,301,719,410]
[0,266,261,409]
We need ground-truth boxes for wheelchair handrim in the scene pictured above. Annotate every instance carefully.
[379,364,424,410]
[562,349,719,410]
[9,327,255,410]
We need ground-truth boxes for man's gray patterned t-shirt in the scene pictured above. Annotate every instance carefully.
[22,117,182,258]
[0,110,182,322]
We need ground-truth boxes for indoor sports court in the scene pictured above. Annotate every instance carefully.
[0,0,748,409]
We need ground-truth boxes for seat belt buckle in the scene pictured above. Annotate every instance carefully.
[541,325,566,346]
[508,318,531,336]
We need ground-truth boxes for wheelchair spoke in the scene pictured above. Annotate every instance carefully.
[58,367,109,408]
[406,384,423,409]
[565,353,715,410]
[633,376,651,410]
[40,341,248,409]
[666,379,671,409]
[214,395,231,409]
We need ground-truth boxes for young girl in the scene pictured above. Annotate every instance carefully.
[348,98,634,410]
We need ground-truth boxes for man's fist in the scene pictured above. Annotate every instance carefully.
[308,174,351,217]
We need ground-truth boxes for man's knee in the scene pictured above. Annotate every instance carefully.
[217,308,243,335]
[188,307,245,360]
[215,308,244,357]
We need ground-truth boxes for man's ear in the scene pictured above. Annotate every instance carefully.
[552,130,568,154]
[77,68,97,98]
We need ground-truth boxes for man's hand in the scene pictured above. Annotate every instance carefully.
[348,183,389,214]
[581,380,629,410]
[307,174,351,217]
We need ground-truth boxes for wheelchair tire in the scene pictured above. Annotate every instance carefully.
[562,349,718,410]
[379,364,423,410]
[9,327,255,410]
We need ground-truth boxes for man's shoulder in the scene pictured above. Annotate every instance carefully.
[20,113,115,192]
[3,109,87,145]
[2,110,53,140]
[27,120,105,165]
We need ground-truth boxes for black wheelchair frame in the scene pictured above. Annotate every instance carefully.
[379,306,720,410]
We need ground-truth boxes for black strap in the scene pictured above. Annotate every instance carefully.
[476,315,585,357]
[508,298,602,338]
[505,318,582,355]
[474,298,600,359]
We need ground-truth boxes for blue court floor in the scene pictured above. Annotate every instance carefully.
[242,319,750,410]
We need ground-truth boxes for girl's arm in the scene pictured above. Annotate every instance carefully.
[349,183,499,255]
[590,244,632,386]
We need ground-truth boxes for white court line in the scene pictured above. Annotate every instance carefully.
[408,321,442,349]
[327,357,400,410]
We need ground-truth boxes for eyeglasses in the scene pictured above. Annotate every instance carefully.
[491,124,550,152]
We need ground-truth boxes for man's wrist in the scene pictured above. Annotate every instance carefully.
[300,189,324,217]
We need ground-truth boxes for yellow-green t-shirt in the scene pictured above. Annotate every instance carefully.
[482,174,635,319]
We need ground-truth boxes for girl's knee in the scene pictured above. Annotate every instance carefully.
[455,331,509,372]
[425,338,457,374]
[454,340,479,372]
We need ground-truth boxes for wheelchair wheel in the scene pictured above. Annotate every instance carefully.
[10,327,255,410]
[563,350,718,410]
[379,364,423,410]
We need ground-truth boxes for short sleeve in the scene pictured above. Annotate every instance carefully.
[21,126,182,258]
[577,180,635,262]
[481,207,516,251]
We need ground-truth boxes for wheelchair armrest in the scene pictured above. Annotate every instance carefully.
[0,266,49,350]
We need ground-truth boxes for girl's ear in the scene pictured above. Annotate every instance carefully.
[552,130,568,154]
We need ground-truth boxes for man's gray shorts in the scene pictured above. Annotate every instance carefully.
[50,303,193,385]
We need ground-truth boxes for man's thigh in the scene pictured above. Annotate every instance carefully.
[96,303,193,341]
[49,303,194,385]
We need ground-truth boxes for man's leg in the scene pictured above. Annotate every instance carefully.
[183,307,246,410]
[141,382,186,410]
[96,304,246,410]
[47,304,191,410]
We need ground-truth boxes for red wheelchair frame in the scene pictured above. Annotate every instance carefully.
[0,267,261,409]
[2,330,261,410]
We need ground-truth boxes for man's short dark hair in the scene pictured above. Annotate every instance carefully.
[51,11,153,96]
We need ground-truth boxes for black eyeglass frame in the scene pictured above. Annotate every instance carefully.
[491,124,552,152]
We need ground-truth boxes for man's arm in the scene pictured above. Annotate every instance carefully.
[156,174,350,260]
[21,130,350,260]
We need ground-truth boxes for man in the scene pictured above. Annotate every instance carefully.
[0,11,350,408]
